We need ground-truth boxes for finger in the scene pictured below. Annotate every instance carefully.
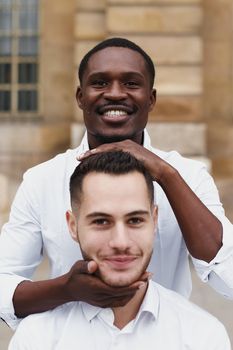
[77,142,125,161]
[105,283,143,296]
[138,271,153,282]
[77,149,97,161]
[130,281,147,290]
[87,260,98,274]
[72,260,94,274]
[103,295,135,308]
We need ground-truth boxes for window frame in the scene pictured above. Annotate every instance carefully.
[0,0,41,118]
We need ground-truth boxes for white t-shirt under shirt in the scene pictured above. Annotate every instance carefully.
[9,281,231,350]
[1,130,233,329]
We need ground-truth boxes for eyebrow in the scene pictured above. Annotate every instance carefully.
[86,212,112,219]
[87,71,145,80]
[86,210,150,219]
[125,210,150,217]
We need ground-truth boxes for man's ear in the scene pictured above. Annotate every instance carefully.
[149,88,156,112]
[66,210,79,242]
[76,86,84,110]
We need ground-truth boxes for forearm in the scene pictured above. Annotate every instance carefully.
[156,165,223,263]
[13,275,70,318]
[13,260,142,318]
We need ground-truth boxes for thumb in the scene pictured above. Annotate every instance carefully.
[72,260,97,274]
[87,260,98,274]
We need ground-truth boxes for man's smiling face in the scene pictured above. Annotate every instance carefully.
[67,171,157,287]
[76,47,156,148]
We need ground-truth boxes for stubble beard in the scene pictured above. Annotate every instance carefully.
[80,246,153,288]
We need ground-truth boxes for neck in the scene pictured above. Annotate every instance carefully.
[112,282,148,330]
[87,131,144,149]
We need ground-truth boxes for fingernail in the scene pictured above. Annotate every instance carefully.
[78,153,85,160]
[148,273,153,280]
[90,148,97,153]
[138,282,145,289]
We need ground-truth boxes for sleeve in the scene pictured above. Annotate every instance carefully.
[0,173,43,329]
[189,163,233,299]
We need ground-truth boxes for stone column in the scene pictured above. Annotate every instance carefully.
[204,0,233,177]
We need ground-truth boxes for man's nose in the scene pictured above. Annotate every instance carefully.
[104,81,127,100]
[109,224,131,251]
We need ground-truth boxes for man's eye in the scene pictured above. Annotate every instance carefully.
[128,217,143,225]
[125,81,139,88]
[91,80,108,87]
[93,219,109,225]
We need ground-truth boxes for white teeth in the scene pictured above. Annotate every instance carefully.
[104,110,127,117]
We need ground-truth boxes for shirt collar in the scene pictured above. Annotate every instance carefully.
[81,280,160,323]
[134,280,160,323]
[76,131,90,158]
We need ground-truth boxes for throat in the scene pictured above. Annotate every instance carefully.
[112,282,148,330]
[87,130,144,149]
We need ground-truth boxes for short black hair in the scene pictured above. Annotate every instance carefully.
[78,37,155,88]
[70,151,154,207]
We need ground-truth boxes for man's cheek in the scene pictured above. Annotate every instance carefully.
[79,242,96,261]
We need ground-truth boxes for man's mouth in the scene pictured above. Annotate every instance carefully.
[98,104,135,116]
[103,255,138,269]
[103,109,128,118]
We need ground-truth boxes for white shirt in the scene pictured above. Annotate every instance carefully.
[0,130,233,329]
[8,281,231,350]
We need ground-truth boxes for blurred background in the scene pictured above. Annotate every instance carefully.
[0,0,233,348]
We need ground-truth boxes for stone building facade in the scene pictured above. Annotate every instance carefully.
[0,0,233,223]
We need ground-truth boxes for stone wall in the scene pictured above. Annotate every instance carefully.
[204,0,233,178]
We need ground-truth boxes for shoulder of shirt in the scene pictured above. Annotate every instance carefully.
[23,147,79,179]
[151,146,206,170]
[12,303,79,347]
[152,281,223,327]
[149,146,209,185]
[16,302,79,333]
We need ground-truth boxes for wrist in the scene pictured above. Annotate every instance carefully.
[154,162,177,187]
[51,273,74,303]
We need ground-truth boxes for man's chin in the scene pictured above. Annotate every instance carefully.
[93,132,137,144]
[99,271,140,288]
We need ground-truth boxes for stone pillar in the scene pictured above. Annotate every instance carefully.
[204,0,233,177]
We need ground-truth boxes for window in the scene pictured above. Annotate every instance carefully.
[0,0,39,115]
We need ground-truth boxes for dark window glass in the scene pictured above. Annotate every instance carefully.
[18,90,37,111]
[18,36,38,56]
[18,63,37,83]
[0,63,11,83]
[0,37,11,56]
[0,90,11,110]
